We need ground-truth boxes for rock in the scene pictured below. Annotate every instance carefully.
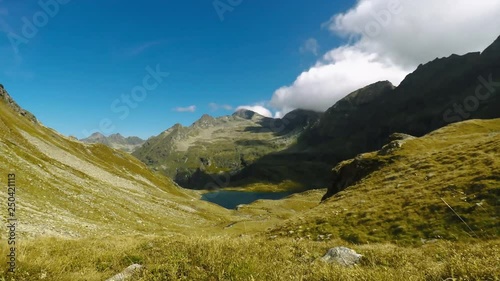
[321,247,363,266]
[378,133,415,156]
[106,264,143,281]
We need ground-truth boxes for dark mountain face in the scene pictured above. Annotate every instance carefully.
[229,36,500,190]
[300,36,500,159]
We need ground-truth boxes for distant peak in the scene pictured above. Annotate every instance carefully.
[199,114,215,120]
[232,109,262,120]
[90,132,105,138]
[192,114,216,128]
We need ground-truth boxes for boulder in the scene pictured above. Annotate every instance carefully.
[321,247,363,266]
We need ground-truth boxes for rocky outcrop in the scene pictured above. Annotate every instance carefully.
[0,84,38,123]
[378,133,415,156]
[322,153,384,201]
[322,132,414,201]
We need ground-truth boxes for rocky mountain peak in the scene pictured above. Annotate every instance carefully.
[192,114,217,129]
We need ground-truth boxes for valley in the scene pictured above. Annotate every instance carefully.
[0,8,498,280]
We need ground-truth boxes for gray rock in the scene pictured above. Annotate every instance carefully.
[106,264,143,281]
[321,247,363,266]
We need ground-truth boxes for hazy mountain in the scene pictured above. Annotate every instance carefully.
[80,132,145,153]
[132,109,322,189]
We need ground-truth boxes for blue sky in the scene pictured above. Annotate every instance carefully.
[1,0,498,139]
[0,0,354,138]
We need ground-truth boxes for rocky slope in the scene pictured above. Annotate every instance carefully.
[0,86,231,238]
[133,109,321,189]
[80,132,145,153]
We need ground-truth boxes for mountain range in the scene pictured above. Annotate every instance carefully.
[132,109,321,189]
[0,36,498,281]
[80,132,145,153]
[129,36,500,192]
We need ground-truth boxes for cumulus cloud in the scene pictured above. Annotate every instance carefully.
[208,102,233,111]
[173,105,197,113]
[272,47,408,112]
[235,105,273,118]
[300,38,320,55]
[270,0,500,114]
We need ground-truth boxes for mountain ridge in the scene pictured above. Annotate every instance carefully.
[133,109,322,189]
[80,132,145,153]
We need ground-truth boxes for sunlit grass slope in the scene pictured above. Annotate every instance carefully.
[0,90,232,238]
[271,119,500,244]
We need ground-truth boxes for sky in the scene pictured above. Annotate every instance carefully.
[0,0,499,139]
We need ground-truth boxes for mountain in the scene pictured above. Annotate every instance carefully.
[80,132,145,153]
[1,47,499,281]
[132,109,322,189]
[300,36,500,158]
[0,85,230,238]
[228,36,500,189]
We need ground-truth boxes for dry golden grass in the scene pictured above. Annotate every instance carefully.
[0,235,498,281]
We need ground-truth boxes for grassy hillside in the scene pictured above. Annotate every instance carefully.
[0,87,232,238]
[270,119,500,244]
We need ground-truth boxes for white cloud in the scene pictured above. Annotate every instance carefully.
[209,102,233,111]
[270,0,500,114]
[173,105,197,113]
[235,105,273,118]
[271,47,407,112]
[300,38,320,55]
